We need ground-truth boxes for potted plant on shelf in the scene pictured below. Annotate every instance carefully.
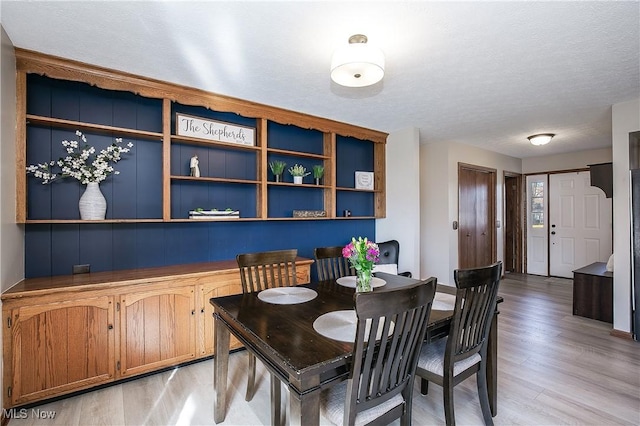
[312,165,324,185]
[288,164,310,184]
[269,160,287,182]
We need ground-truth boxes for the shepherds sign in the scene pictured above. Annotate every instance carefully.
[176,113,255,146]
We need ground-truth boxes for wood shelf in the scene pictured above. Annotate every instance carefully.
[171,175,259,185]
[26,114,164,140]
[17,50,388,224]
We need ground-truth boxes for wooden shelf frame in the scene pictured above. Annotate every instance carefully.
[15,48,388,223]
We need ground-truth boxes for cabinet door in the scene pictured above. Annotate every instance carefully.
[119,286,196,377]
[198,278,244,356]
[9,296,115,406]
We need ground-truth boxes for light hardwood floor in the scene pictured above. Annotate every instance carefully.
[6,273,640,425]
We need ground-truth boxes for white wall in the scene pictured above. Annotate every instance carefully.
[420,141,521,285]
[376,127,420,277]
[612,98,640,334]
[522,148,613,174]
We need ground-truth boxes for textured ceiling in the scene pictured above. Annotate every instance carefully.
[1,1,639,158]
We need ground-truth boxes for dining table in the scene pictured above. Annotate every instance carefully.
[211,272,502,426]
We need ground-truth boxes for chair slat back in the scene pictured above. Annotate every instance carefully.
[448,262,502,364]
[314,246,354,281]
[344,278,437,425]
[236,249,298,293]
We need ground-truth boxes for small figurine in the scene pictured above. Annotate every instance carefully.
[190,155,200,177]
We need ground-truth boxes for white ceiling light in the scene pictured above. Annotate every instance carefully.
[330,34,385,88]
[527,133,555,146]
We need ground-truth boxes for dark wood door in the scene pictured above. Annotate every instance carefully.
[504,173,522,273]
[458,164,496,269]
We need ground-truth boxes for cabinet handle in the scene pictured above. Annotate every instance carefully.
[201,308,205,314]
[108,324,114,330]
[191,310,195,315]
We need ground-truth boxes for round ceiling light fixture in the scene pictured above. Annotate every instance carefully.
[527,133,555,146]
[330,34,385,88]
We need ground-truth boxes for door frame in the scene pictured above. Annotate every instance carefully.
[503,171,523,273]
[458,162,497,268]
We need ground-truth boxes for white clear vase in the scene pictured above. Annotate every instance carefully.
[79,182,107,220]
[293,176,303,184]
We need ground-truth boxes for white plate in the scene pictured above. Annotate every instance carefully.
[432,292,456,310]
[257,287,317,305]
[313,310,394,343]
[335,276,386,289]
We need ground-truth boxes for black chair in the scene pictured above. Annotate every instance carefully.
[314,246,354,281]
[236,249,298,410]
[376,239,412,277]
[320,277,437,426]
[414,262,502,426]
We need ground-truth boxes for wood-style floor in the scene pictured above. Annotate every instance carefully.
[6,273,640,425]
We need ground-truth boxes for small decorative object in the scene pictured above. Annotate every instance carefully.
[26,130,133,220]
[312,165,324,185]
[288,164,310,184]
[190,155,200,177]
[355,171,374,190]
[342,236,380,292]
[293,210,327,218]
[189,208,240,220]
[269,160,287,182]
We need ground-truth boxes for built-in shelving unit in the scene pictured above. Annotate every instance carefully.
[16,49,387,225]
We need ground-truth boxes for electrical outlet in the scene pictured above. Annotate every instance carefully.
[73,264,90,274]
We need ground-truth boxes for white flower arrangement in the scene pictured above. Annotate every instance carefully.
[26,130,134,185]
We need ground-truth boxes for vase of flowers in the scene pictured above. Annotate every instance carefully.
[342,236,380,292]
[26,130,133,220]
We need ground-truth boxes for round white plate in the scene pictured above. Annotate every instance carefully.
[257,287,317,305]
[313,310,394,343]
[335,276,386,289]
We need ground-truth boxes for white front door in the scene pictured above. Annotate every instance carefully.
[549,171,613,278]
[526,174,548,276]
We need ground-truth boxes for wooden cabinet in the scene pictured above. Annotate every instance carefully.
[572,262,613,323]
[118,285,196,377]
[2,259,313,408]
[16,49,387,224]
[5,295,115,406]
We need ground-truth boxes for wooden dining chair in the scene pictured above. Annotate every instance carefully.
[236,248,298,405]
[414,262,502,426]
[320,277,437,426]
[314,245,354,281]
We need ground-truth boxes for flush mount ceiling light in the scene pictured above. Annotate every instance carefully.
[528,133,555,146]
[330,34,385,88]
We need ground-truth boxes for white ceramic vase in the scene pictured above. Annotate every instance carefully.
[79,182,107,220]
[293,176,303,184]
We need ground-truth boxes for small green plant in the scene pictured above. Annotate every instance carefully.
[312,165,324,179]
[269,160,287,176]
[288,164,311,177]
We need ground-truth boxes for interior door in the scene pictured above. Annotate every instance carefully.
[526,175,548,275]
[458,164,496,269]
[549,171,613,278]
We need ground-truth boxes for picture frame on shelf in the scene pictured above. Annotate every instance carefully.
[355,171,374,190]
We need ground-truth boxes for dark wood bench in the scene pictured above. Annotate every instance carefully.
[573,262,613,323]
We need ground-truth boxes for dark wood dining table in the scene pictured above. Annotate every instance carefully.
[211,273,501,425]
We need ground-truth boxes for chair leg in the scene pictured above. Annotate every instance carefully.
[245,353,256,401]
[443,381,455,426]
[420,377,430,395]
[476,364,494,426]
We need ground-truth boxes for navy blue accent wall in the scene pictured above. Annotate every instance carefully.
[25,220,375,279]
[24,75,378,279]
